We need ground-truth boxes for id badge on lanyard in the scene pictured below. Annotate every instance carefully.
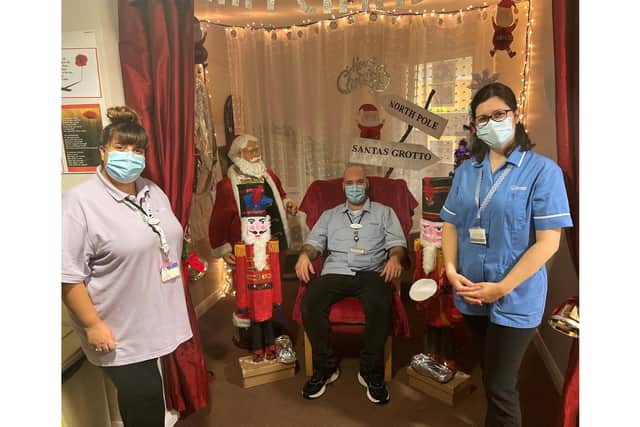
[125,194,180,283]
[346,211,366,255]
[470,165,513,246]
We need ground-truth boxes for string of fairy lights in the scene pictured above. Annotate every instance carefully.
[210,1,534,290]
[200,0,534,123]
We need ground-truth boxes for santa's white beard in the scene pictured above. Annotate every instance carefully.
[234,157,266,178]
[421,242,438,274]
[241,219,271,271]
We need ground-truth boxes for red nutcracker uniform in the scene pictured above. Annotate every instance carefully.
[234,240,283,323]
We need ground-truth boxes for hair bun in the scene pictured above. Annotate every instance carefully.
[107,106,140,125]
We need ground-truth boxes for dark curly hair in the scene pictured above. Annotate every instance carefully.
[469,83,534,162]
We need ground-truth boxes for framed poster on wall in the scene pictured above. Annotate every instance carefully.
[61,103,103,173]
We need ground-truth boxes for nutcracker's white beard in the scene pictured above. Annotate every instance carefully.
[234,157,266,178]
[420,242,438,274]
[241,218,271,271]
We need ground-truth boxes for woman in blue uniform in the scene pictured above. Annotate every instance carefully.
[440,83,572,427]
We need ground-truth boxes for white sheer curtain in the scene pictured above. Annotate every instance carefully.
[226,9,523,233]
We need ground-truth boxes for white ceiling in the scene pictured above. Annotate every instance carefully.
[195,0,488,27]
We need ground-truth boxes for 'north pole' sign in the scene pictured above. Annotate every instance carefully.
[349,138,440,170]
[381,95,448,139]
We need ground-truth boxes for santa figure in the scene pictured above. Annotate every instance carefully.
[233,187,283,362]
[356,104,385,139]
[209,134,297,265]
[490,0,519,58]
[410,177,465,382]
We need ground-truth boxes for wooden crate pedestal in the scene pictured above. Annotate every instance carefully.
[239,355,295,388]
[406,366,473,406]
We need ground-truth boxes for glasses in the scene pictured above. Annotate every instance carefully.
[474,109,512,129]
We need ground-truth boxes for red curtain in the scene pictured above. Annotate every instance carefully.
[552,1,579,426]
[119,0,210,417]
[553,0,579,273]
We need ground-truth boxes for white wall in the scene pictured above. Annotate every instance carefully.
[61,0,125,191]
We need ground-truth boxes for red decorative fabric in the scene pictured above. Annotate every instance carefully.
[552,0,579,274]
[328,298,364,324]
[161,263,210,416]
[558,340,579,427]
[292,176,417,337]
[553,2,579,425]
[119,0,209,417]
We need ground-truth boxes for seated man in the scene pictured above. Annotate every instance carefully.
[295,164,407,404]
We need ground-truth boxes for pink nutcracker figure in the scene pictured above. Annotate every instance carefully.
[490,0,519,58]
[410,177,465,383]
[357,104,385,139]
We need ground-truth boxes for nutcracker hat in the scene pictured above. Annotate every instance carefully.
[227,134,259,160]
[422,176,452,221]
[239,186,273,217]
[359,103,378,112]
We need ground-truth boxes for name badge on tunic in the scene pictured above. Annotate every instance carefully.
[350,247,365,255]
[469,227,487,245]
[161,260,180,282]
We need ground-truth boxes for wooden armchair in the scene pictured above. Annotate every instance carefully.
[291,176,418,381]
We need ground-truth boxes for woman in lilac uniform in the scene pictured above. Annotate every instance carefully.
[62,107,192,427]
[440,83,572,427]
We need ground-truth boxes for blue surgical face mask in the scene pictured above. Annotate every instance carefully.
[105,150,146,183]
[345,184,366,204]
[476,116,515,149]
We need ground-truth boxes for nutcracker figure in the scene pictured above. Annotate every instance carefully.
[232,187,283,362]
[410,177,464,383]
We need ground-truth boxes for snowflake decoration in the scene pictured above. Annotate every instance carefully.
[469,69,500,95]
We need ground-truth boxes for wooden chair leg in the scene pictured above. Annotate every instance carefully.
[384,335,392,382]
[304,331,313,377]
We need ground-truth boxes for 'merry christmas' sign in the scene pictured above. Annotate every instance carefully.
[381,95,448,139]
[349,138,440,171]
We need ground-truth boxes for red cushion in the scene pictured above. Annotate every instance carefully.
[328,297,365,324]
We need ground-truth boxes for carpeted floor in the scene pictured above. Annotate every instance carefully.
[176,269,560,427]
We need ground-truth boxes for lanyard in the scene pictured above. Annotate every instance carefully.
[124,193,171,260]
[345,210,365,243]
[474,164,514,226]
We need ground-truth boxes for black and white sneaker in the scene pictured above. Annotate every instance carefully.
[302,367,341,399]
[357,371,390,404]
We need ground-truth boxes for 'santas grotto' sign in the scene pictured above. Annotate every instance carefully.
[349,138,440,170]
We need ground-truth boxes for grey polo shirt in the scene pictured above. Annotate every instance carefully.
[305,198,407,275]
[62,167,192,367]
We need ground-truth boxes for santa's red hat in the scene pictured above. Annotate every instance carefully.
[227,134,258,159]
[359,104,378,112]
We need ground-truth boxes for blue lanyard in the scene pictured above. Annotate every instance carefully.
[474,164,514,226]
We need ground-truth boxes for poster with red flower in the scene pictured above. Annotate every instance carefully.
[61,104,104,173]
[61,47,102,98]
